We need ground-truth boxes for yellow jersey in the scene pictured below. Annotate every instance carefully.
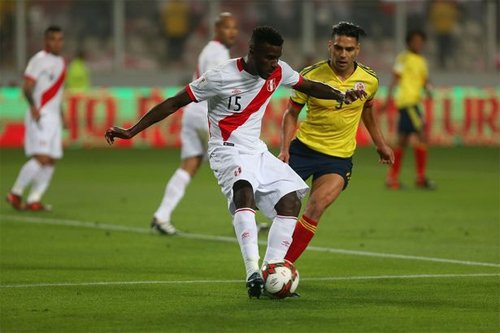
[290,60,378,158]
[393,51,428,108]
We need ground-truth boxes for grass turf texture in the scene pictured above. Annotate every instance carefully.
[0,147,498,332]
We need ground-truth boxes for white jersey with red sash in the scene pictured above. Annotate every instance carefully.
[23,50,66,158]
[186,57,302,154]
[185,57,307,219]
[24,50,66,117]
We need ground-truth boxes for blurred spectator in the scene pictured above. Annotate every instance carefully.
[66,49,90,90]
[162,0,190,64]
[429,0,459,69]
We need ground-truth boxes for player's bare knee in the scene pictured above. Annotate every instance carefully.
[275,191,301,216]
[232,180,256,209]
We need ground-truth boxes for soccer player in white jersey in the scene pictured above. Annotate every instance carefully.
[151,13,238,235]
[106,26,366,298]
[6,26,66,211]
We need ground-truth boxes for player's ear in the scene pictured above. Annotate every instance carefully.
[249,45,255,56]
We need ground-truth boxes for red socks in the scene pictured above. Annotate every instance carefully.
[388,147,403,183]
[414,145,428,181]
[284,215,318,263]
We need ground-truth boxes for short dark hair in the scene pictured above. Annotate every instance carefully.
[406,30,426,44]
[44,25,62,37]
[331,22,366,41]
[250,26,283,47]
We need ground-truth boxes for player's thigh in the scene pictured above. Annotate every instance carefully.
[304,174,344,217]
[208,146,259,214]
[25,115,62,159]
[398,106,423,135]
[181,105,208,159]
[254,151,308,220]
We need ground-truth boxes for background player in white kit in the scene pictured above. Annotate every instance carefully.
[105,26,365,298]
[6,26,66,211]
[151,13,238,235]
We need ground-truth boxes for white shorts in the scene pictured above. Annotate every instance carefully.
[24,112,63,159]
[208,146,309,220]
[180,103,208,159]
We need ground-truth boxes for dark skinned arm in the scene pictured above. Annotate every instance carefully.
[105,89,192,144]
[295,78,367,104]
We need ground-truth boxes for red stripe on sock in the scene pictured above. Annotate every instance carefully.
[235,208,256,214]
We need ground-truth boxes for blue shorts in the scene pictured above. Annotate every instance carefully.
[288,139,353,189]
[398,105,424,134]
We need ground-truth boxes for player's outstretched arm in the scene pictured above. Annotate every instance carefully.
[105,89,192,145]
[294,78,367,105]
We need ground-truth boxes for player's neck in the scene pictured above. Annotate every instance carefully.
[329,60,355,81]
[241,56,258,76]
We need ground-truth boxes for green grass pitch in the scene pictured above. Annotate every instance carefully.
[0,147,499,332]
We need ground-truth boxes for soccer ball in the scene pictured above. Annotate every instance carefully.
[261,259,299,298]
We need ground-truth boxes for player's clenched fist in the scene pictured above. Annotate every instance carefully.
[105,127,131,145]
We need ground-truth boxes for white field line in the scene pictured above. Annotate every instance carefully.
[1,214,499,269]
[1,273,499,289]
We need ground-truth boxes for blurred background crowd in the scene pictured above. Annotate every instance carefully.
[0,0,498,87]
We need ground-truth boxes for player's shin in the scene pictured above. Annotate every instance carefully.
[154,168,191,222]
[414,144,427,181]
[263,215,297,263]
[284,215,318,263]
[11,158,43,195]
[233,208,260,278]
[27,165,55,203]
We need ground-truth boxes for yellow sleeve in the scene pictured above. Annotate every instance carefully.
[368,78,379,101]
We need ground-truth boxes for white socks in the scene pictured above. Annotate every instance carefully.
[154,168,191,223]
[233,208,260,279]
[263,215,297,263]
[11,158,43,196]
[27,165,55,204]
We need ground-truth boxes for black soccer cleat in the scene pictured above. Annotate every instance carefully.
[150,217,177,235]
[246,272,264,299]
[416,178,437,190]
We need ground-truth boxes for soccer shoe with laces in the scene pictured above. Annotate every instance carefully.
[6,192,23,210]
[24,202,52,212]
[246,271,264,299]
[416,178,436,190]
[150,217,177,235]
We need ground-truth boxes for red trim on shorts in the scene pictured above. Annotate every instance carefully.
[291,74,303,89]
[185,84,198,102]
[236,58,244,71]
[40,64,66,109]
[218,66,282,141]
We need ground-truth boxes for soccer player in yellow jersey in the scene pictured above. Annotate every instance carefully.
[279,22,394,263]
[384,30,435,190]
